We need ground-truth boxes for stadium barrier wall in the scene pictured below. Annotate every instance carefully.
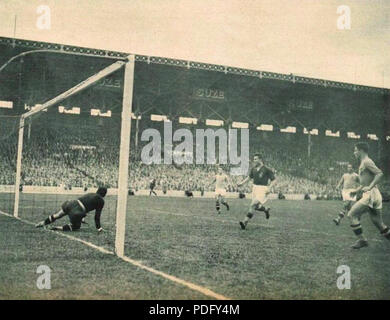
[0,185,318,200]
[0,185,14,193]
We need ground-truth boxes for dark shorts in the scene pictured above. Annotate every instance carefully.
[61,200,86,229]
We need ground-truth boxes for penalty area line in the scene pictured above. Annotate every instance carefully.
[0,210,229,300]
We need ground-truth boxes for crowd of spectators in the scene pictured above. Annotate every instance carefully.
[0,115,387,199]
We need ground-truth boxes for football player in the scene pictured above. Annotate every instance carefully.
[333,163,360,225]
[207,166,231,214]
[149,178,157,196]
[237,153,277,229]
[35,187,107,232]
[347,143,390,249]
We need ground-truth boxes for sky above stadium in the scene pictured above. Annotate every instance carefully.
[1,0,389,88]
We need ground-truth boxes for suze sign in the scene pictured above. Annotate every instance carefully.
[193,88,225,101]
[95,78,122,90]
[288,99,313,111]
[0,100,13,109]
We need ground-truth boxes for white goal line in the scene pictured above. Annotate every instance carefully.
[0,210,229,300]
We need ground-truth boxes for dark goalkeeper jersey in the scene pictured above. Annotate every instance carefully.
[249,165,275,186]
[78,193,105,213]
[78,193,105,229]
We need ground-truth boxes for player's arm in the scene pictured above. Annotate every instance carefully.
[350,174,363,195]
[94,210,103,232]
[237,176,250,187]
[354,173,360,183]
[95,201,104,232]
[350,186,362,197]
[353,174,361,191]
[363,161,383,191]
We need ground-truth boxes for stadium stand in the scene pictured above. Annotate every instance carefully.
[0,113,385,199]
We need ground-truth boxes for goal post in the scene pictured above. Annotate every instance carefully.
[10,53,135,258]
[13,116,24,218]
[115,55,135,257]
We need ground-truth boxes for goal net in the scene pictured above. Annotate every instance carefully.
[0,50,134,256]
[17,103,120,220]
[0,115,19,214]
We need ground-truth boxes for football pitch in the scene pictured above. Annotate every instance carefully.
[1,194,389,300]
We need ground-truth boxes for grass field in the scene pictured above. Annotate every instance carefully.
[1,193,390,300]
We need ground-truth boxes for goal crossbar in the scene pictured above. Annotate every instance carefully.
[22,59,128,119]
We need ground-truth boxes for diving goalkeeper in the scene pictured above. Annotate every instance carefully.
[35,187,107,232]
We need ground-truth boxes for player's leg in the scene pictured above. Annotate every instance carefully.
[347,201,369,249]
[334,201,352,225]
[254,202,270,218]
[366,189,390,240]
[368,208,390,239]
[254,187,270,219]
[50,221,81,232]
[35,202,68,228]
[240,199,258,230]
[50,209,84,232]
[215,194,221,214]
[221,195,229,211]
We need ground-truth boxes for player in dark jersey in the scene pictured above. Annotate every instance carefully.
[35,187,107,232]
[237,153,277,230]
[149,178,157,196]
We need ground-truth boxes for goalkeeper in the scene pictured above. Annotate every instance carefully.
[35,187,107,232]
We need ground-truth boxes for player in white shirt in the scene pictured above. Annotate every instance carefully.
[347,142,390,249]
[333,163,360,225]
[208,166,231,214]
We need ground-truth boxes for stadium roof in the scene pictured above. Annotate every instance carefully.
[1,36,388,95]
[0,36,389,138]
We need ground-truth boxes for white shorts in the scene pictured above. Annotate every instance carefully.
[342,189,356,202]
[358,187,382,210]
[252,185,269,204]
[215,188,226,197]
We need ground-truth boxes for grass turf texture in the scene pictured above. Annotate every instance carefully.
[1,193,389,299]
